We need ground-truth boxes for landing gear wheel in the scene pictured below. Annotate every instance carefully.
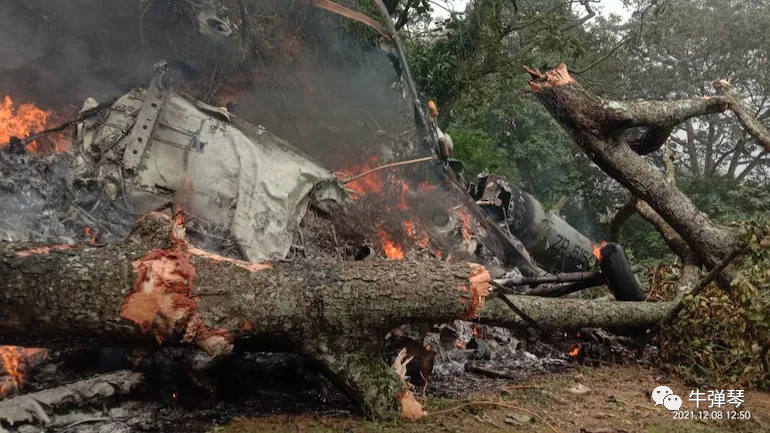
[599,242,646,301]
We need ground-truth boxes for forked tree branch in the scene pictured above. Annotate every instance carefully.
[523,63,741,268]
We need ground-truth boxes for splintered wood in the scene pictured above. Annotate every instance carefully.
[120,214,234,357]
[459,263,491,320]
[523,63,577,91]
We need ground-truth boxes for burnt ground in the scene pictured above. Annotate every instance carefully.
[8,319,769,433]
[208,364,770,433]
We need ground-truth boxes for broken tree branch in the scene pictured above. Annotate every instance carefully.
[603,96,729,131]
[0,212,490,420]
[0,211,677,418]
[482,295,673,336]
[713,79,770,152]
[635,201,693,261]
[523,63,741,268]
[609,197,638,243]
[464,362,521,380]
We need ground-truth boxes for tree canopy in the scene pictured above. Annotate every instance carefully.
[396,0,770,262]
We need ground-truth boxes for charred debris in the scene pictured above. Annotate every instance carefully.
[0,1,657,431]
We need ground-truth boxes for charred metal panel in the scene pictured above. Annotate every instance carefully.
[470,174,597,272]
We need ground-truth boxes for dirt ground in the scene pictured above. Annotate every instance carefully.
[208,365,769,433]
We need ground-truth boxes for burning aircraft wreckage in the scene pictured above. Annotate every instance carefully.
[0,1,664,431]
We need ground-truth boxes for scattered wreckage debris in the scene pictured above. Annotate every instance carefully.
[0,82,669,428]
[0,370,145,433]
[0,1,679,429]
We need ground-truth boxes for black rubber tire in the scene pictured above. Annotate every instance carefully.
[599,242,646,301]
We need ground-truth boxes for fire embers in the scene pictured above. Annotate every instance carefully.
[0,95,72,153]
[568,343,581,357]
[593,241,646,301]
[592,240,608,261]
[0,346,49,398]
[336,155,478,260]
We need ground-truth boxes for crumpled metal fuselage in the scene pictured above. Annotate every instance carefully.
[77,65,348,262]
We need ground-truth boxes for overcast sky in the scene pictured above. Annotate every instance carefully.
[435,0,633,21]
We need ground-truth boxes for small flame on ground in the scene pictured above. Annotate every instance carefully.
[568,344,581,357]
[175,206,185,226]
[592,240,608,261]
[0,347,24,397]
[84,226,97,245]
[472,324,482,338]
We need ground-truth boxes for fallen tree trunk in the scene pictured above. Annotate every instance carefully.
[0,212,490,420]
[0,212,671,419]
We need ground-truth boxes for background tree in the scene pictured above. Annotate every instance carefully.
[400,0,770,261]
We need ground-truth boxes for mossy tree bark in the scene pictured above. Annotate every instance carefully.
[0,212,490,420]
[1,212,676,419]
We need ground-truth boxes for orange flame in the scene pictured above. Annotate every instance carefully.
[0,347,23,396]
[403,221,430,249]
[381,234,404,260]
[568,344,581,357]
[84,226,97,245]
[0,96,72,153]
[336,157,385,199]
[592,240,608,261]
[456,208,474,242]
[0,346,47,397]
[175,206,185,226]
[335,156,454,260]
[472,324,482,338]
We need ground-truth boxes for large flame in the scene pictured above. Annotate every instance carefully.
[336,156,439,260]
[0,95,71,153]
[336,154,480,260]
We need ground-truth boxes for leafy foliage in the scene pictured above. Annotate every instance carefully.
[659,220,770,388]
[399,0,770,390]
[447,128,517,183]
